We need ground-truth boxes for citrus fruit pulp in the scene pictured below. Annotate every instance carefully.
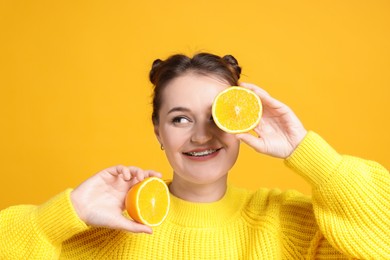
[125,177,170,226]
[212,86,262,133]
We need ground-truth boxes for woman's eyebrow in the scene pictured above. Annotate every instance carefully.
[167,107,191,114]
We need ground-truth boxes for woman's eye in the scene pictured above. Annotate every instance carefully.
[172,116,191,124]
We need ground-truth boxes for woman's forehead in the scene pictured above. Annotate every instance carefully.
[161,74,229,108]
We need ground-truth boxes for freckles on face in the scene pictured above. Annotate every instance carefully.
[154,73,240,184]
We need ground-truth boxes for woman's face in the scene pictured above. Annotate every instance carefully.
[154,72,240,185]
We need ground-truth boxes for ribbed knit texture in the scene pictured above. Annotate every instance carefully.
[1,131,389,259]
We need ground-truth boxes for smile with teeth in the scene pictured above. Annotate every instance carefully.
[184,148,221,157]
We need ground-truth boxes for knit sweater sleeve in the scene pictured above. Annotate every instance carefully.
[285,131,390,259]
[0,189,89,259]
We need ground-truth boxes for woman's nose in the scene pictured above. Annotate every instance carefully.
[190,122,213,144]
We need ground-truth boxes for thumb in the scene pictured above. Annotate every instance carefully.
[111,215,153,234]
[236,133,266,154]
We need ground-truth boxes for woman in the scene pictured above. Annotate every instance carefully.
[1,53,389,259]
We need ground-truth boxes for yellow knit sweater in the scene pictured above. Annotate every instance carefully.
[1,132,389,259]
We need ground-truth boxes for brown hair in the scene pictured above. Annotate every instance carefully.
[149,52,242,125]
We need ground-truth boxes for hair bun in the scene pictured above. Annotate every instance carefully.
[222,55,241,80]
[149,59,163,85]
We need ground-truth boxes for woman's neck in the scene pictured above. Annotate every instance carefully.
[168,174,228,203]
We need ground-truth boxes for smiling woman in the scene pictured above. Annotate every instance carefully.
[148,53,243,202]
[0,52,389,259]
[154,72,240,202]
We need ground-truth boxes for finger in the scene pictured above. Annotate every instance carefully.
[111,215,153,234]
[128,166,145,182]
[144,170,163,179]
[236,133,266,153]
[119,166,132,181]
[240,82,270,98]
[240,82,285,109]
[106,165,128,177]
[125,169,163,187]
[106,166,161,183]
[106,165,134,182]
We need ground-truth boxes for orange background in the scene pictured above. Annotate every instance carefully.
[1,0,389,209]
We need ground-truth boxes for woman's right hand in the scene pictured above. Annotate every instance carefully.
[237,83,307,159]
[70,165,162,234]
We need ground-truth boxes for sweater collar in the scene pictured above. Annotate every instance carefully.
[165,185,246,228]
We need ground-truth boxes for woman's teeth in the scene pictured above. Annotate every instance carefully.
[185,149,219,157]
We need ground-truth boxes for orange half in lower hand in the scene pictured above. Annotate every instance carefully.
[125,177,170,226]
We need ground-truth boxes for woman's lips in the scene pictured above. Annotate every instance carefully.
[183,148,222,160]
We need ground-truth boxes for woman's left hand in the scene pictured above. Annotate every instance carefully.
[236,82,307,159]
